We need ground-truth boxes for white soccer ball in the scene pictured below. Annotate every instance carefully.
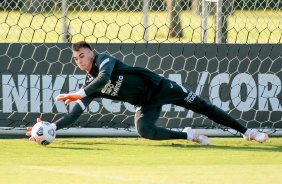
[31,121,56,145]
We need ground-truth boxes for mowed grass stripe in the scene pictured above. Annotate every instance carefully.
[0,138,282,184]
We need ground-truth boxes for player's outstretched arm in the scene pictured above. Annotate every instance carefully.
[56,55,116,105]
[54,96,94,130]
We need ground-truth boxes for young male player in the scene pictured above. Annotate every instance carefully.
[27,41,269,145]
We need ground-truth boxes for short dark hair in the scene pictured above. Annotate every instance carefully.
[71,41,92,51]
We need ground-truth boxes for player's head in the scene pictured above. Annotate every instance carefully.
[71,41,94,73]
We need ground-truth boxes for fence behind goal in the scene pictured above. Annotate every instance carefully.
[0,0,281,136]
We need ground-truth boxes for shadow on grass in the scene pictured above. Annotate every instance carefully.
[155,142,282,153]
[57,139,282,153]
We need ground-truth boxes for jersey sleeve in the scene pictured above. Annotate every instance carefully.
[53,96,94,130]
[83,54,116,95]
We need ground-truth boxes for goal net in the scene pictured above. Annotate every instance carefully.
[0,0,281,137]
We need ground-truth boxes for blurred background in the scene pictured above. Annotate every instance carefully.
[1,0,281,43]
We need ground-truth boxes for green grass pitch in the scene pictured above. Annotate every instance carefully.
[1,8,282,184]
[1,137,282,184]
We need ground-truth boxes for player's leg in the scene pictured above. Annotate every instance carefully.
[134,106,186,140]
[181,98,268,143]
[172,87,268,143]
[177,97,248,133]
[146,79,246,134]
[134,106,211,145]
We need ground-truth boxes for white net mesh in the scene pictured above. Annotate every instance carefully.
[0,0,281,136]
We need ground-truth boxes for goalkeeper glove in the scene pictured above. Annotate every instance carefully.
[56,89,86,104]
[26,118,57,141]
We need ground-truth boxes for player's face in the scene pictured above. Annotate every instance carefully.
[73,47,94,73]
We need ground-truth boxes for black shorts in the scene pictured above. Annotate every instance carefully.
[133,78,210,139]
[140,78,207,114]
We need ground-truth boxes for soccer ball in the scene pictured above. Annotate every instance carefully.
[31,121,56,145]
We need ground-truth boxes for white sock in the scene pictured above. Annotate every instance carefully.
[186,128,194,141]
[244,129,252,135]
[187,132,194,141]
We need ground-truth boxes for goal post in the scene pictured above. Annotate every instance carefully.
[0,43,281,137]
[0,0,281,137]
[201,0,235,43]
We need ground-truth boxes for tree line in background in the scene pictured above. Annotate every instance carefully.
[1,0,281,11]
[1,0,281,42]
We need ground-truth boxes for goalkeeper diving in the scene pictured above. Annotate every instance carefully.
[26,41,269,145]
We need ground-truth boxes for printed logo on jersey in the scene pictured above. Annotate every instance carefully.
[184,91,197,103]
[86,75,94,83]
[101,80,112,94]
[101,75,123,96]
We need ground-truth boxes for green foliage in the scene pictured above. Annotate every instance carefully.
[2,0,281,11]
[1,10,281,43]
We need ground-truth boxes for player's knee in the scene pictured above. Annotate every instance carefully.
[136,124,155,140]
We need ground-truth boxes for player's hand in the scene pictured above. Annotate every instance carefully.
[26,118,57,141]
[56,89,86,105]
[26,118,41,141]
[56,93,82,104]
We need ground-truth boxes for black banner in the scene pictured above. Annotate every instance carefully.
[0,43,281,128]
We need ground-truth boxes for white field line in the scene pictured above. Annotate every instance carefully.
[0,162,182,184]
